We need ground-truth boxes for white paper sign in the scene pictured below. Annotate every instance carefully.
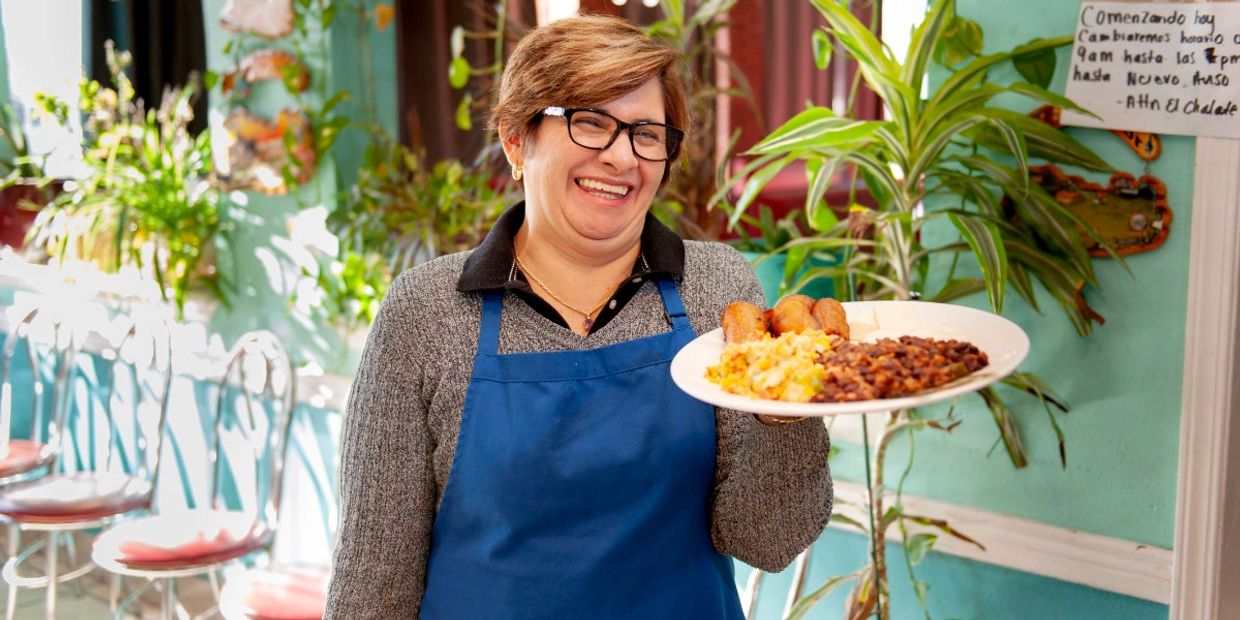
[1062,1,1240,138]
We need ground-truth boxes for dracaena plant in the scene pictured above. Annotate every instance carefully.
[718,0,1117,618]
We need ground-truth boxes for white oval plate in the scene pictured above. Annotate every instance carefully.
[670,301,1031,417]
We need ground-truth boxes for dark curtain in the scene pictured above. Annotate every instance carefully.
[395,0,539,162]
[89,0,208,135]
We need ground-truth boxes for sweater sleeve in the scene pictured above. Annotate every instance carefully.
[706,255,834,572]
[326,271,438,618]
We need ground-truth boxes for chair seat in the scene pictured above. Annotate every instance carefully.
[94,509,273,571]
[220,563,330,620]
[0,471,151,524]
[0,440,53,479]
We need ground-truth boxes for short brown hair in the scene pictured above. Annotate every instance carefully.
[489,14,689,161]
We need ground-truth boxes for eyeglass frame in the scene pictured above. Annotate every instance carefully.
[541,106,685,162]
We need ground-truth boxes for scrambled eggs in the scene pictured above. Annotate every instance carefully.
[706,329,836,403]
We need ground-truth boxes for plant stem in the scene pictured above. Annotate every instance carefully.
[859,412,886,620]
[870,413,900,620]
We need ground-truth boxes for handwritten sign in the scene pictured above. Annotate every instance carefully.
[1062,1,1240,138]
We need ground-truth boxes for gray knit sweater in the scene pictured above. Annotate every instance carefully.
[325,241,833,618]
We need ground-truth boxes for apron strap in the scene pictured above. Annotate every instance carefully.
[479,290,504,356]
[655,278,693,333]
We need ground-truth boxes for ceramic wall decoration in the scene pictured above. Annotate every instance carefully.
[212,108,315,194]
[221,50,310,97]
[1017,163,1172,257]
[220,0,295,39]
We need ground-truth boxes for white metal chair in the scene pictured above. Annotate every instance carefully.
[92,330,295,620]
[216,396,333,620]
[0,308,173,620]
[0,306,59,487]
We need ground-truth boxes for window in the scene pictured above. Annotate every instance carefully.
[1,0,84,177]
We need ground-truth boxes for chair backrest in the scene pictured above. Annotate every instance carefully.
[198,330,295,532]
[0,306,59,470]
[51,305,174,482]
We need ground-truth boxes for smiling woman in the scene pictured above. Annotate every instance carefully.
[325,14,834,620]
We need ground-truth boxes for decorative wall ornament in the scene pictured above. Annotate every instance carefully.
[212,109,315,195]
[1019,163,1172,257]
[220,0,295,39]
[1030,104,1162,162]
[221,49,309,97]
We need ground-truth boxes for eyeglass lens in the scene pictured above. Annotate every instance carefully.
[567,110,675,161]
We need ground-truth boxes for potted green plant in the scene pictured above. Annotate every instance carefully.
[26,43,228,318]
[720,0,1113,617]
[315,129,512,327]
[0,102,56,251]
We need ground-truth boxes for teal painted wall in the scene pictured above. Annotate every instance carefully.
[329,0,399,190]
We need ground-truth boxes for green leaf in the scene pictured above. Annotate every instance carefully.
[812,29,832,70]
[902,514,986,550]
[688,0,736,31]
[906,533,938,565]
[203,70,219,91]
[448,57,470,89]
[1007,82,1097,118]
[913,579,931,610]
[1012,43,1057,88]
[928,277,984,302]
[450,26,466,59]
[786,572,860,620]
[1008,262,1039,310]
[1003,371,1070,467]
[805,157,840,232]
[978,386,1028,468]
[1007,238,1098,335]
[732,155,793,229]
[828,512,868,532]
[902,0,956,90]
[931,36,1071,111]
[321,90,351,116]
[321,4,337,30]
[948,212,1008,313]
[709,151,782,212]
[935,15,984,67]
[455,93,474,131]
[966,111,1109,171]
[747,107,879,155]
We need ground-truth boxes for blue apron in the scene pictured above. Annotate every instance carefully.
[420,278,744,619]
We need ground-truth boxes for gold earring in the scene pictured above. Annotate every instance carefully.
[512,166,523,181]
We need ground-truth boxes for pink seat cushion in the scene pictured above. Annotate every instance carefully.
[221,564,330,620]
[0,471,151,523]
[94,509,273,571]
[0,440,52,479]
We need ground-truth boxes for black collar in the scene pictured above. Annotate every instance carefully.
[456,202,685,292]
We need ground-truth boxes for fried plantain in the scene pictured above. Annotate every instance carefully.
[811,297,850,340]
[769,295,821,336]
[721,301,769,344]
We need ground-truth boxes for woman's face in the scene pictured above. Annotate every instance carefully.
[508,78,668,256]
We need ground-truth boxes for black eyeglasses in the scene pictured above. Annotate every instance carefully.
[542,106,684,162]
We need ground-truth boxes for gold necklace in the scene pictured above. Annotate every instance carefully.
[513,252,616,332]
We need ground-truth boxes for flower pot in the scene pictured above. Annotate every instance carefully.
[0,181,57,251]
